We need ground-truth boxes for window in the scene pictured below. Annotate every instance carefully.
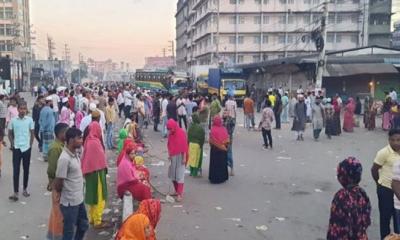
[278,35,285,43]
[230,0,236,4]
[336,14,343,24]
[279,15,286,24]
[0,40,5,51]
[237,55,244,63]
[312,0,320,3]
[351,14,358,23]
[304,0,311,3]
[262,34,269,43]
[229,16,236,24]
[254,16,261,24]
[303,15,310,23]
[351,35,358,43]
[288,15,294,24]
[288,0,294,3]
[5,7,13,19]
[5,24,12,36]
[238,16,245,24]
[255,0,261,4]
[229,36,236,44]
[238,35,244,44]
[336,34,342,43]
[279,0,286,3]
[263,0,269,3]
[287,35,293,43]
[327,33,334,43]
[254,35,261,44]
[328,13,335,24]
[263,15,269,24]
[253,55,260,62]
[6,40,13,51]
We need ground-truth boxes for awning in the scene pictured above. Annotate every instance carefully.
[324,63,399,77]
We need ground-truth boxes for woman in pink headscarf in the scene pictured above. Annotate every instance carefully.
[209,116,230,184]
[167,119,188,202]
[117,142,152,201]
[81,117,109,228]
[343,98,356,132]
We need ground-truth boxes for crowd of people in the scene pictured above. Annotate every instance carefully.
[2,82,400,239]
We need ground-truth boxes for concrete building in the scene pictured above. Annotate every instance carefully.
[0,0,31,90]
[144,56,175,69]
[392,20,400,49]
[368,0,392,47]
[176,0,367,70]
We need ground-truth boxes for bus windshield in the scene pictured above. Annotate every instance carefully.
[222,79,246,90]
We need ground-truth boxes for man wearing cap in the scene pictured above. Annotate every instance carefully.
[39,97,56,161]
[281,91,289,123]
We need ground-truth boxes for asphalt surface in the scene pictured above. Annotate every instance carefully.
[0,93,387,239]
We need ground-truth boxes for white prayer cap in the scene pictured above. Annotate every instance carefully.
[45,96,52,101]
[62,97,68,103]
[89,102,97,111]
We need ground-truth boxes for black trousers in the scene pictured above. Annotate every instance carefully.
[0,117,5,140]
[12,148,32,193]
[261,128,272,147]
[118,103,124,118]
[124,105,131,119]
[154,116,160,131]
[274,111,281,129]
[34,123,42,151]
[377,184,399,239]
[178,115,187,129]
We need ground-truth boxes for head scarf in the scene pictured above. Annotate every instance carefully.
[81,121,107,175]
[346,98,356,113]
[210,116,229,146]
[327,157,371,239]
[167,119,188,157]
[117,143,138,198]
[117,128,128,154]
[135,199,161,229]
[188,113,205,146]
[117,138,136,166]
[116,214,151,240]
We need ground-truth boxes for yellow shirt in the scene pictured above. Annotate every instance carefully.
[105,105,117,124]
[374,145,400,189]
[268,95,276,107]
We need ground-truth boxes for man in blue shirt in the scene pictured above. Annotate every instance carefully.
[8,101,34,202]
[39,97,56,161]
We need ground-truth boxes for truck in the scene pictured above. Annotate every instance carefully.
[208,68,247,103]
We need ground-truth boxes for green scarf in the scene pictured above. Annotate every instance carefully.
[188,113,205,146]
[117,128,128,154]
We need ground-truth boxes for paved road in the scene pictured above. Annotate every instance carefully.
[145,112,384,240]
[0,93,385,239]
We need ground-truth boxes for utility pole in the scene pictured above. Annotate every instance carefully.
[64,44,71,84]
[47,35,56,83]
[315,1,328,88]
[216,0,220,65]
[78,52,81,84]
[162,48,166,57]
[168,40,175,66]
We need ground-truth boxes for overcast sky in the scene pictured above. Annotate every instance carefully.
[31,0,176,68]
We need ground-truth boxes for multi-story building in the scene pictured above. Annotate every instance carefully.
[368,0,392,47]
[0,0,31,90]
[176,0,367,69]
[392,21,400,49]
[144,56,175,69]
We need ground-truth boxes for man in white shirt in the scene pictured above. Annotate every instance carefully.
[50,90,60,122]
[176,96,187,129]
[117,90,124,118]
[390,88,398,103]
[123,86,133,118]
[136,94,146,129]
[161,94,169,138]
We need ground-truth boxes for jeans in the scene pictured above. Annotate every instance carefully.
[60,202,89,240]
[261,128,273,147]
[162,116,168,137]
[377,184,399,239]
[178,115,187,129]
[138,114,144,129]
[54,112,59,123]
[106,123,114,149]
[244,114,255,129]
[12,148,31,193]
[395,209,400,234]
[227,144,233,169]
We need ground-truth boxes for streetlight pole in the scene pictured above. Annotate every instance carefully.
[315,1,328,88]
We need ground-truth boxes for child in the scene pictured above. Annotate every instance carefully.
[259,100,275,149]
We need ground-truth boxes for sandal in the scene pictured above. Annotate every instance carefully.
[9,194,18,202]
[23,190,30,197]
[94,221,113,229]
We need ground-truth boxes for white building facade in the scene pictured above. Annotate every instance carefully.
[176,0,367,70]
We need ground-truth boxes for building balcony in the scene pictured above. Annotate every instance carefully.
[369,24,391,35]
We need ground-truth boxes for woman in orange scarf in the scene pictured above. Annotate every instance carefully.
[115,214,152,240]
[135,199,161,240]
